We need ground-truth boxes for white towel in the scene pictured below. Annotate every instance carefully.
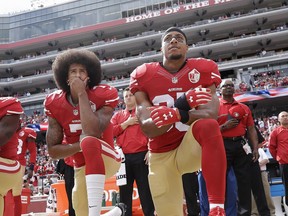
[115,147,127,186]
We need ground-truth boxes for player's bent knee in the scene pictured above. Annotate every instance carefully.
[80,136,101,153]
[194,119,220,136]
[196,118,218,129]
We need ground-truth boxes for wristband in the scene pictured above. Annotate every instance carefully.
[174,93,190,111]
[178,109,189,124]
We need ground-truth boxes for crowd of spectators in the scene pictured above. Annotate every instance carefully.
[232,71,288,94]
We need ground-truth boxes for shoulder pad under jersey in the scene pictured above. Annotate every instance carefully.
[43,90,64,107]
[0,97,23,115]
[25,127,37,139]
[91,84,119,108]
[131,63,149,80]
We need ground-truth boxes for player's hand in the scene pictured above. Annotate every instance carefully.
[69,77,89,95]
[148,106,180,128]
[185,88,212,108]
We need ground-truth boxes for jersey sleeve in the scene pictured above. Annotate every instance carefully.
[27,139,37,164]
[94,84,119,109]
[26,128,37,140]
[104,86,119,108]
[190,58,221,88]
[0,97,23,118]
[129,63,149,94]
[43,90,63,118]
[209,60,222,88]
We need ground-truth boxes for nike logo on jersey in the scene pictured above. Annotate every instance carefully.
[89,205,98,208]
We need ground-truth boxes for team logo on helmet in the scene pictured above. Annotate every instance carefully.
[188,69,200,83]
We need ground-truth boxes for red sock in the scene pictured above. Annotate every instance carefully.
[13,195,22,216]
[81,136,105,175]
[193,119,226,204]
[4,190,14,216]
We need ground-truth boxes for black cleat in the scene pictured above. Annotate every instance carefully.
[115,203,126,216]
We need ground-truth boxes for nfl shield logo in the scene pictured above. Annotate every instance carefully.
[73,109,78,116]
[188,69,200,83]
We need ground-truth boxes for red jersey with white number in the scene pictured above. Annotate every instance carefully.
[17,127,37,166]
[130,58,221,153]
[44,84,119,167]
[0,97,24,160]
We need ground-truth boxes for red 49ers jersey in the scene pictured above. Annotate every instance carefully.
[0,97,24,159]
[44,84,119,167]
[130,58,221,153]
[17,127,37,166]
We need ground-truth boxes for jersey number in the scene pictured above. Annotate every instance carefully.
[152,93,189,132]
[17,139,23,154]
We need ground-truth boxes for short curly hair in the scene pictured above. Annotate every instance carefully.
[52,49,102,92]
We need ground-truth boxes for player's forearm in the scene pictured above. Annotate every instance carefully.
[48,143,80,159]
[78,91,102,137]
[137,105,170,138]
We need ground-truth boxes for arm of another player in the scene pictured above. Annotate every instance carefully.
[184,84,219,125]
[0,114,20,147]
[46,116,81,159]
[27,137,37,164]
[27,136,37,178]
[134,91,173,138]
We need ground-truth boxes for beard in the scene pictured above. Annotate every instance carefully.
[168,53,183,60]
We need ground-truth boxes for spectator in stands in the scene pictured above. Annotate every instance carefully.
[111,87,155,216]
[0,97,24,216]
[44,49,125,216]
[269,111,288,206]
[43,158,56,175]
